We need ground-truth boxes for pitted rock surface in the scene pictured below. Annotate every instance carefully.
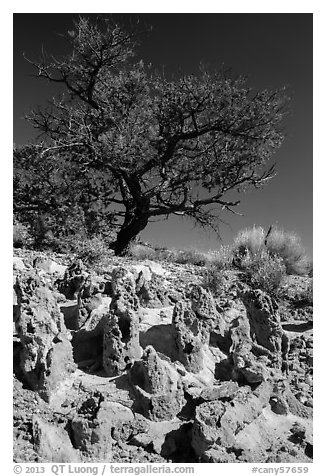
[13,250,313,464]
[192,381,272,457]
[129,346,185,421]
[103,268,142,376]
[243,290,283,353]
[14,271,76,401]
[172,300,210,373]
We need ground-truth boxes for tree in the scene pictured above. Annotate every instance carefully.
[16,16,289,255]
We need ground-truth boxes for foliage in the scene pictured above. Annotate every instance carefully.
[127,243,157,260]
[15,16,289,255]
[74,236,112,267]
[172,249,208,266]
[232,225,311,276]
[233,226,266,257]
[14,144,116,249]
[128,243,209,266]
[241,250,286,295]
[265,228,312,275]
[201,266,226,297]
[13,219,32,248]
[209,245,234,270]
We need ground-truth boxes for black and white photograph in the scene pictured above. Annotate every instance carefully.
[11,5,314,470]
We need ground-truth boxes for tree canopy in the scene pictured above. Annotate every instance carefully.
[14,16,289,255]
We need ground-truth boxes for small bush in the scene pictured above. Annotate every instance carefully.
[173,249,208,266]
[128,243,156,260]
[209,245,233,270]
[232,226,311,276]
[202,266,226,297]
[242,250,286,295]
[77,237,111,265]
[13,220,31,248]
[266,228,310,275]
[234,226,265,256]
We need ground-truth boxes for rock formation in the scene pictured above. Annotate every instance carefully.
[103,268,142,376]
[14,270,76,402]
[13,251,313,464]
[129,346,185,421]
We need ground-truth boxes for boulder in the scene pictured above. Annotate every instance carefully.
[33,256,66,276]
[199,381,239,402]
[57,260,89,300]
[242,290,284,367]
[144,260,168,277]
[103,268,142,376]
[188,284,219,322]
[129,419,187,456]
[71,392,112,461]
[129,346,186,421]
[32,416,80,462]
[172,300,209,373]
[271,380,313,419]
[136,272,171,308]
[192,381,272,457]
[13,257,26,271]
[14,272,76,401]
[131,264,152,282]
[72,297,112,365]
[227,309,270,384]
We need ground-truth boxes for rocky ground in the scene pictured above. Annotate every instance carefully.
[13,249,313,463]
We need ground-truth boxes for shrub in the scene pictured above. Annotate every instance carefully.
[173,249,208,266]
[128,243,156,260]
[74,236,112,267]
[128,244,210,266]
[265,228,311,275]
[209,245,233,270]
[232,225,311,276]
[13,219,31,248]
[242,250,286,295]
[233,226,265,257]
[202,266,226,297]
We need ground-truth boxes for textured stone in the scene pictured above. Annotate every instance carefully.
[136,272,171,308]
[14,272,76,401]
[144,260,168,277]
[57,260,89,300]
[33,416,80,462]
[242,290,284,367]
[33,257,66,276]
[188,284,218,322]
[13,257,26,271]
[129,346,185,421]
[71,392,112,461]
[59,300,79,330]
[192,381,272,456]
[172,300,209,373]
[199,382,239,402]
[103,268,142,376]
[271,380,313,419]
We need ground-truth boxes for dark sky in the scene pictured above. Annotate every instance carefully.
[13,13,313,256]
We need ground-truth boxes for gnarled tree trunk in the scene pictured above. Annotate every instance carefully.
[113,205,149,256]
